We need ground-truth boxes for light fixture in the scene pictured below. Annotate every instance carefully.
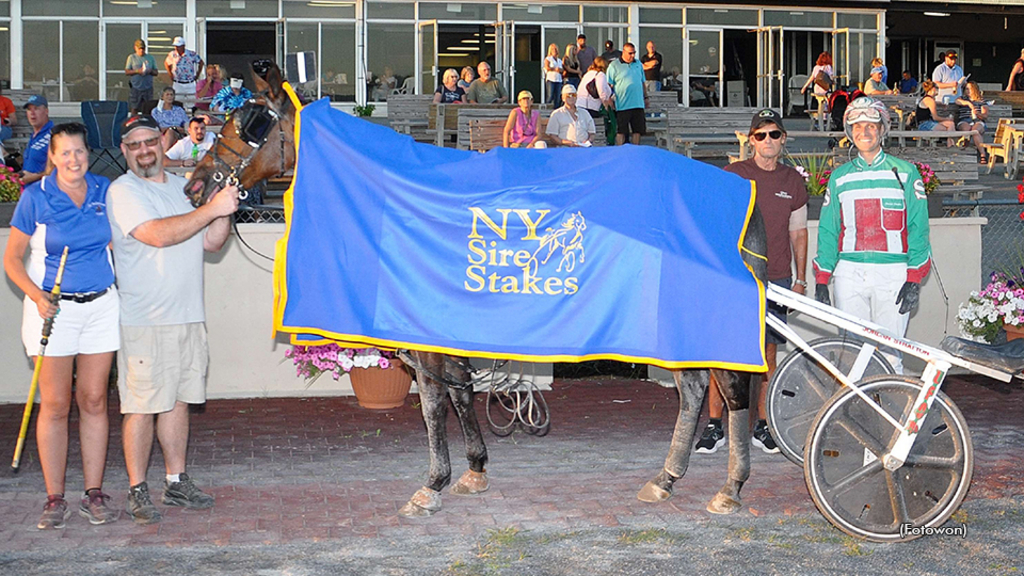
[438,52,470,57]
[460,39,480,44]
[923,12,951,17]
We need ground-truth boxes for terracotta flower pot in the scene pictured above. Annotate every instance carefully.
[1005,324,1024,342]
[349,358,413,410]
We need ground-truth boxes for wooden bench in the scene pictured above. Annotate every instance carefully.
[433,103,554,149]
[466,114,607,152]
[834,146,984,199]
[992,91,1024,112]
[644,92,678,135]
[658,107,767,158]
[386,94,433,142]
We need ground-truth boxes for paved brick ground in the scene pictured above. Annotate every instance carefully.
[0,374,1020,550]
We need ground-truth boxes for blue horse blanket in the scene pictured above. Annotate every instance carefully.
[273,98,766,371]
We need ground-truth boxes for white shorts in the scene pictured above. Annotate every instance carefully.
[173,81,196,107]
[21,287,120,357]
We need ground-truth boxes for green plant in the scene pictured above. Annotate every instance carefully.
[785,154,832,196]
[0,165,24,202]
[354,104,375,118]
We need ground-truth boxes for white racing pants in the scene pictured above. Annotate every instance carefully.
[832,260,910,374]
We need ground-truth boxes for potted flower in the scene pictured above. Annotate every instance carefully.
[0,164,24,225]
[285,343,413,409]
[786,154,832,220]
[956,272,1024,343]
[913,162,943,218]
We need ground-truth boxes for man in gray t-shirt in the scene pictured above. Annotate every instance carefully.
[125,39,158,114]
[465,62,508,104]
[106,115,238,526]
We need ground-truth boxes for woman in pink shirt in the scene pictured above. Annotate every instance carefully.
[502,90,542,148]
[195,64,223,111]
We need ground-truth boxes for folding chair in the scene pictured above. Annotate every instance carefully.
[81,101,129,174]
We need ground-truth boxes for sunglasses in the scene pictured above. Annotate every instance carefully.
[752,130,783,142]
[123,135,161,151]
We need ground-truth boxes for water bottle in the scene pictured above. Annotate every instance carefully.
[191,144,199,163]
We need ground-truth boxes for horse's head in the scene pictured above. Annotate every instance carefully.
[185,60,297,207]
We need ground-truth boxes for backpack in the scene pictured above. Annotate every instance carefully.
[813,70,834,92]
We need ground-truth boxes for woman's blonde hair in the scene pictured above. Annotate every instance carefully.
[590,56,608,73]
[443,68,459,84]
[548,43,559,57]
[965,80,982,101]
[920,79,937,95]
[564,44,578,62]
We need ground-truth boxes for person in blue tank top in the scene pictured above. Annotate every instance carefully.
[3,122,121,530]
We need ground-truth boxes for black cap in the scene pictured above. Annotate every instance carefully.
[750,109,786,134]
[120,114,161,140]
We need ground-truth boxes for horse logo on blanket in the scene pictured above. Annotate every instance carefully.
[527,211,586,275]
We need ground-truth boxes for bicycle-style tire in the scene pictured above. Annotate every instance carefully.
[803,375,973,542]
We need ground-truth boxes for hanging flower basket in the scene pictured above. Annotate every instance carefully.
[285,343,412,409]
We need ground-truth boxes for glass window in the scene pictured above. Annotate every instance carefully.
[197,0,279,18]
[0,29,9,84]
[24,21,60,93]
[583,6,627,23]
[685,8,757,27]
[851,32,878,86]
[688,30,719,76]
[282,0,355,18]
[639,27,682,87]
[639,8,682,25]
[321,23,356,102]
[25,0,98,17]
[582,26,626,56]
[147,23,183,94]
[65,21,100,101]
[0,2,9,18]
[419,3,497,21]
[500,4,578,23]
[763,10,833,28]
[366,1,414,19]
[366,23,414,101]
[837,13,877,30]
[103,0,186,18]
[286,22,318,101]
[105,23,141,101]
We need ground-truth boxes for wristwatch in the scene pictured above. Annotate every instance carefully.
[794,279,808,288]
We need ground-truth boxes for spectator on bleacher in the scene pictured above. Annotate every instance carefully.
[576,35,597,77]
[578,57,615,145]
[466,62,508,104]
[544,43,564,106]
[602,40,622,64]
[955,81,989,164]
[563,45,581,89]
[871,57,889,86]
[545,84,595,147]
[124,39,158,115]
[211,73,254,114]
[0,84,16,149]
[4,122,120,530]
[458,66,475,91]
[641,41,663,93]
[195,64,223,112]
[1006,49,1024,92]
[21,95,51,186]
[931,50,964,104]
[502,91,542,148]
[898,71,919,95]
[916,79,956,146]
[607,42,647,146]
[433,68,467,104]
[151,86,189,151]
[164,36,203,107]
[164,117,216,168]
[864,66,890,95]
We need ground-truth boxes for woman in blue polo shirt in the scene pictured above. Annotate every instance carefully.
[3,122,120,530]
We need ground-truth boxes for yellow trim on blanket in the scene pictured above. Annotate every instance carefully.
[737,180,768,370]
[271,82,304,338]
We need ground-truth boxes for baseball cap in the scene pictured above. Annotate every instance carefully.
[517,90,534,101]
[944,50,958,59]
[749,108,786,134]
[23,94,48,109]
[561,84,577,96]
[870,66,885,75]
[172,36,186,47]
[120,115,161,140]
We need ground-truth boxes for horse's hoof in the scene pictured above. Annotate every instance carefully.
[398,487,442,518]
[637,481,672,503]
[706,492,742,515]
[450,469,489,496]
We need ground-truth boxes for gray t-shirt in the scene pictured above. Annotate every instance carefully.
[107,171,206,326]
[465,79,508,104]
[125,53,157,91]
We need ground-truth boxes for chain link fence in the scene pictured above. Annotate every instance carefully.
[234,204,286,224]
[943,199,1024,285]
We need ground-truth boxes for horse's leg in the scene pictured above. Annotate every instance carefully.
[637,369,709,502]
[447,372,489,496]
[706,369,753,515]
[398,353,451,517]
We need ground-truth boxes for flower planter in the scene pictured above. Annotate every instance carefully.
[807,196,825,220]
[349,358,413,410]
[1005,324,1024,342]
[0,202,16,226]
[927,194,944,219]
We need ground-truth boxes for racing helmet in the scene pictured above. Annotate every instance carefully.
[843,96,890,141]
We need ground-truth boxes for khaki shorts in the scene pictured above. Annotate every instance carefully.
[118,323,209,414]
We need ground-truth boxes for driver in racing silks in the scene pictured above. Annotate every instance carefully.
[813,96,932,374]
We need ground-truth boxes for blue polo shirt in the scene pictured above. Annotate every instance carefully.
[10,172,115,293]
[23,120,53,174]
[606,59,646,111]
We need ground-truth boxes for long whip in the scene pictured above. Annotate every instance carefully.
[12,246,69,472]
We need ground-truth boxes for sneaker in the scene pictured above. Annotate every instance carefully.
[37,495,71,530]
[752,420,780,454]
[163,473,214,509]
[79,489,120,525]
[126,482,162,525]
[694,423,726,454]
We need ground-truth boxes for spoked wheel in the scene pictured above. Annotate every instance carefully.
[803,375,973,542]
[486,379,551,437]
[767,337,894,465]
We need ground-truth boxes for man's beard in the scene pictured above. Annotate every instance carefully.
[129,151,162,178]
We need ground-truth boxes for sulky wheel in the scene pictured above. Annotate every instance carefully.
[767,337,894,466]
[803,375,973,543]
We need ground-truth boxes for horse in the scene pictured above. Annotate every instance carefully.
[184,61,767,519]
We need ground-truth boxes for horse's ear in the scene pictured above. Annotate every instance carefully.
[251,62,285,103]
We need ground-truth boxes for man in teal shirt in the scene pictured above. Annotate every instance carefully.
[125,39,158,115]
[606,42,648,145]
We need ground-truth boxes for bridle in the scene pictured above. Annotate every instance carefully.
[199,91,294,207]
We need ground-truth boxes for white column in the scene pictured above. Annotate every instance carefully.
[355,0,366,106]
[877,11,886,65]
[186,0,197,50]
[628,3,639,47]
[10,0,22,89]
